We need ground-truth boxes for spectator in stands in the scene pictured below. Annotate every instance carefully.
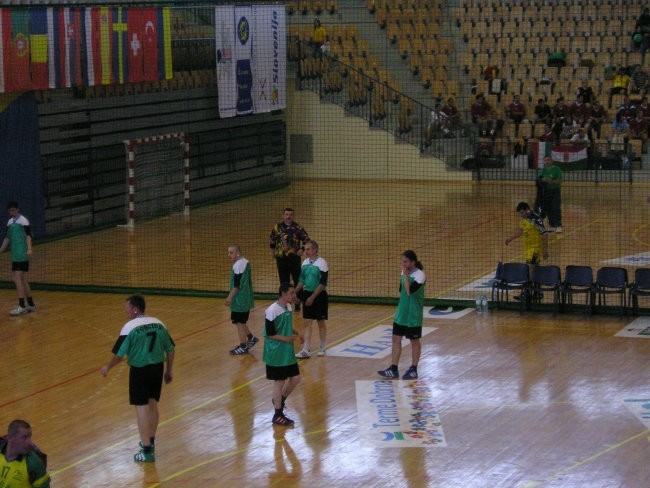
[505,95,527,133]
[539,123,558,143]
[471,94,503,137]
[629,64,649,96]
[552,97,570,122]
[534,98,552,125]
[629,111,648,149]
[441,97,461,126]
[636,7,650,50]
[618,95,636,119]
[587,99,607,139]
[611,111,630,152]
[570,94,591,128]
[632,26,645,53]
[312,18,327,55]
[560,116,577,140]
[575,79,595,105]
[570,126,590,147]
[610,67,630,105]
[425,103,451,143]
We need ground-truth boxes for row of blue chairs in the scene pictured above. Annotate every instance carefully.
[491,263,650,316]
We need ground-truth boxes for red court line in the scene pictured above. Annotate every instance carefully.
[0,319,228,409]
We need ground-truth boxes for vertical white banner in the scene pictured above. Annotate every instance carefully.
[233,5,253,115]
[252,5,286,113]
[215,5,236,118]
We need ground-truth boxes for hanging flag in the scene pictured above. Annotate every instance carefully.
[531,141,552,169]
[1,8,31,93]
[112,7,128,84]
[126,7,172,83]
[158,7,172,81]
[551,144,588,170]
[29,8,49,90]
[127,8,145,82]
[85,6,113,85]
[53,7,83,88]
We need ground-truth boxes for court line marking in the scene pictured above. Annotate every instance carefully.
[632,223,650,247]
[50,312,393,478]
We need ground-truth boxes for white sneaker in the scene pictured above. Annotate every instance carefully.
[317,348,326,357]
[555,226,563,233]
[25,305,36,313]
[295,350,311,359]
[10,306,27,316]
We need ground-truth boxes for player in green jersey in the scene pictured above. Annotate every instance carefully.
[378,250,426,380]
[225,245,258,355]
[100,295,176,462]
[0,202,36,316]
[294,240,329,358]
[264,283,302,426]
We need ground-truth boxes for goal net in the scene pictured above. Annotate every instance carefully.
[123,133,189,227]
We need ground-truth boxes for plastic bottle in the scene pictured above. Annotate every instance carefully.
[476,296,482,313]
[481,295,488,313]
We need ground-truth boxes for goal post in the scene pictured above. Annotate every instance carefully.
[123,132,190,227]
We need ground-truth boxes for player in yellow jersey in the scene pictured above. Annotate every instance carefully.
[0,420,50,488]
[505,202,549,299]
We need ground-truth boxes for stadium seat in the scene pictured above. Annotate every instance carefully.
[491,262,530,313]
[530,265,562,315]
[561,265,595,315]
[629,268,650,316]
[594,267,628,316]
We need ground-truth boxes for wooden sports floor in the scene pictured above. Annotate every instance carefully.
[2,179,650,487]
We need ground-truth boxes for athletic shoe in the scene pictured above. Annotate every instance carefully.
[139,441,155,454]
[295,350,311,359]
[555,226,563,233]
[246,336,259,349]
[25,305,36,313]
[402,366,418,380]
[317,347,326,357]
[230,345,248,355]
[272,413,295,427]
[513,293,527,301]
[10,306,27,316]
[378,367,399,379]
[133,449,155,463]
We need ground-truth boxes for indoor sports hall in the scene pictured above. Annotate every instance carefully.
[1,1,650,487]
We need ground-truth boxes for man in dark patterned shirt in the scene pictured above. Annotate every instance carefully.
[269,208,310,306]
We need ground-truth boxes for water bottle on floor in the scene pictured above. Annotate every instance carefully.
[481,295,488,313]
[476,295,482,313]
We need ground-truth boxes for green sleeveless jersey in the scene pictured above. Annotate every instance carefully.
[230,257,254,312]
[6,215,30,262]
[394,268,426,327]
[263,301,297,367]
[299,256,328,292]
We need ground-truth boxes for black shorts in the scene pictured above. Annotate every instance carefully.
[129,363,164,405]
[12,261,29,272]
[300,290,328,320]
[231,311,250,324]
[392,323,422,340]
[266,363,300,381]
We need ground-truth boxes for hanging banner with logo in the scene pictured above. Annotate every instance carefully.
[215,4,286,118]
[252,5,285,113]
